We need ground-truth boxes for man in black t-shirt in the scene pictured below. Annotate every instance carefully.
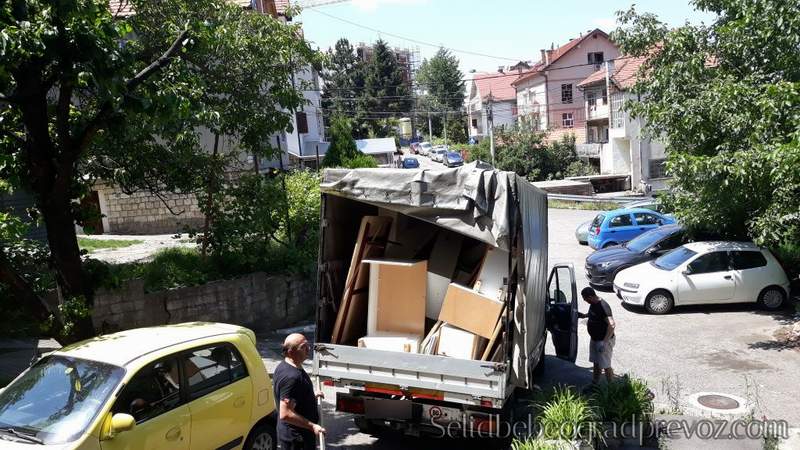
[273,333,325,450]
[577,287,616,385]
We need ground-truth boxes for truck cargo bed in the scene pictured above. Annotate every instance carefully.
[314,344,508,406]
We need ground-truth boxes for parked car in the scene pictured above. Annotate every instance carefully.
[444,152,464,167]
[419,142,433,156]
[587,208,676,249]
[614,242,790,314]
[402,157,420,169]
[626,198,671,216]
[409,142,421,154]
[586,224,687,289]
[431,147,448,163]
[0,323,277,449]
[575,220,591,245]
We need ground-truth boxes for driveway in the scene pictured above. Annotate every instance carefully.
[542,208,800,425]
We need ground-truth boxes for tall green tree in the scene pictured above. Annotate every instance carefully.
[363,39,412,136]
[0,0,316,341]
[417,48,465,137]
[612,1,800,250]
[321,38,364,122]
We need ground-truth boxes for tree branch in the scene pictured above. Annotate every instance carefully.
[72,29,191,156]
[0,93,20,104]
[56,77,73,150]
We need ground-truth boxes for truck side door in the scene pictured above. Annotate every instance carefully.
[546,263,578,362]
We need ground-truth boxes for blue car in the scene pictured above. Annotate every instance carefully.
[587,208,676,249]
[402,157,420,169]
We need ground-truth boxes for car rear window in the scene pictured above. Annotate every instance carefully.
[731,251,767,270]
[591,214,605,228]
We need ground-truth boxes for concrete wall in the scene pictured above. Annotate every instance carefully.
[92,272,315,334]
[96,183,204,235]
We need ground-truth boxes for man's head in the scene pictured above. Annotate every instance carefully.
[282,333,310,363]
[581,286,600,304]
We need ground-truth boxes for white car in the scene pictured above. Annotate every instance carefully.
[419,142,433,156]
[431,147,448,162]
[614,241,790,314]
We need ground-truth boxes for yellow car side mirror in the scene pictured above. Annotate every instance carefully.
[101,413,136,440]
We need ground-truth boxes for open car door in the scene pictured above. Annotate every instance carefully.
[546,263,578,362]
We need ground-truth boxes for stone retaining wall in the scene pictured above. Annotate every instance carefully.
[92,272,315,333]
[96,182,205,234]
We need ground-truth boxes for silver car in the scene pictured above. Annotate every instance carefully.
[575,220,591,245]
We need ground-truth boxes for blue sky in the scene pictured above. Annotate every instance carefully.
[297,0,715,73]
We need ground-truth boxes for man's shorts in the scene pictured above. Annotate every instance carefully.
[589,335,615,369]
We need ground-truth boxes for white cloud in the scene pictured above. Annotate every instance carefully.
[351,0,428,12]
[592,17,617,31]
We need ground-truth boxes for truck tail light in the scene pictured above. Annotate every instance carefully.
[336,395,365,414]
[322,380,334,387]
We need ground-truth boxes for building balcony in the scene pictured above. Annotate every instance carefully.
[586,103,609,121]
[576,142,605,158]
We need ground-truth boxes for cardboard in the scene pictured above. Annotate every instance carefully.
[363,258,427,337]
[425,230,464,318]
[438,283,505,339]
[332,216,393,345]
[474,247,508,299]
[436,324,479,359]
[358,332,421,353]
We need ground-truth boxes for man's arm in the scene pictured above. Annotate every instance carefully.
[279,398,326,435]
[604,316,616,341]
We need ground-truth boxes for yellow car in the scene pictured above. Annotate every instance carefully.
[0,323,277,449]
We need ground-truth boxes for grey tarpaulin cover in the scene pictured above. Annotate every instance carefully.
[321,162,548,388]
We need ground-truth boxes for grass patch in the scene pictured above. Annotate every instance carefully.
[548,200,621,211]
[78,237,143,252]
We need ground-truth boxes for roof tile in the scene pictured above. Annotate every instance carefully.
[472,71,521,102]
[512,29,610,86]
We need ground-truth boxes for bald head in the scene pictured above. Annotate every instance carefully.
[282,333,310,364]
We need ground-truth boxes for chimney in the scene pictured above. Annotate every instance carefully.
[498,66,505,73]
[540,49,550,65]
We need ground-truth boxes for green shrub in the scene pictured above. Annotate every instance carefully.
[139,248,216,292]
[537,386,599,441]
[591,375,654,423]
[342,153,378,168]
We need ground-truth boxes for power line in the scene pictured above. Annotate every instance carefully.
[306,8,527,63]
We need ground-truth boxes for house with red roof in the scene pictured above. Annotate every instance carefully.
[576,55,669,192]
[465,66,527,141]
[511,29,620,144]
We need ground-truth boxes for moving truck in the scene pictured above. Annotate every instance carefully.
[313,163,579,437]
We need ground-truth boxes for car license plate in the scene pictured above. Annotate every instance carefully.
[364,399,413,420]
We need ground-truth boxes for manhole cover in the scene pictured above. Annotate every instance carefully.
[697,394,740,410]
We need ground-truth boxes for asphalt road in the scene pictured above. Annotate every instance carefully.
[260,202,800,448]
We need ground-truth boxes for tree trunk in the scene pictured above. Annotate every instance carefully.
[39,188,96,343]
[201,133,221,259]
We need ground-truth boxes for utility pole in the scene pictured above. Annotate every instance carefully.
[487,91,495,166]
[443,111,448,146]
[428,112,433,142]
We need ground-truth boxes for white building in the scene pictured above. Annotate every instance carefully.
[576,56,669,192]
[511,29,620,143]
[465,69,522,141]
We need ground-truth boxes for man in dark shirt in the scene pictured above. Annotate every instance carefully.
[577,287,616,385]
[273,333,325,450]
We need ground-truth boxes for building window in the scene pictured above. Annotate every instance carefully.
[602,87,608,105]
[588,52,604,67]
[610,93,625,128]
[562,112,574,128]
[296,112,308,134]
[649,158,668,179]
[471,118,478,128]
[561,84,573,104]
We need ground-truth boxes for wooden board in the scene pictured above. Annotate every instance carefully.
[331,216,393,345]
[364,259,427,337]
[481,306,506,360]
[437,283,505,339]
